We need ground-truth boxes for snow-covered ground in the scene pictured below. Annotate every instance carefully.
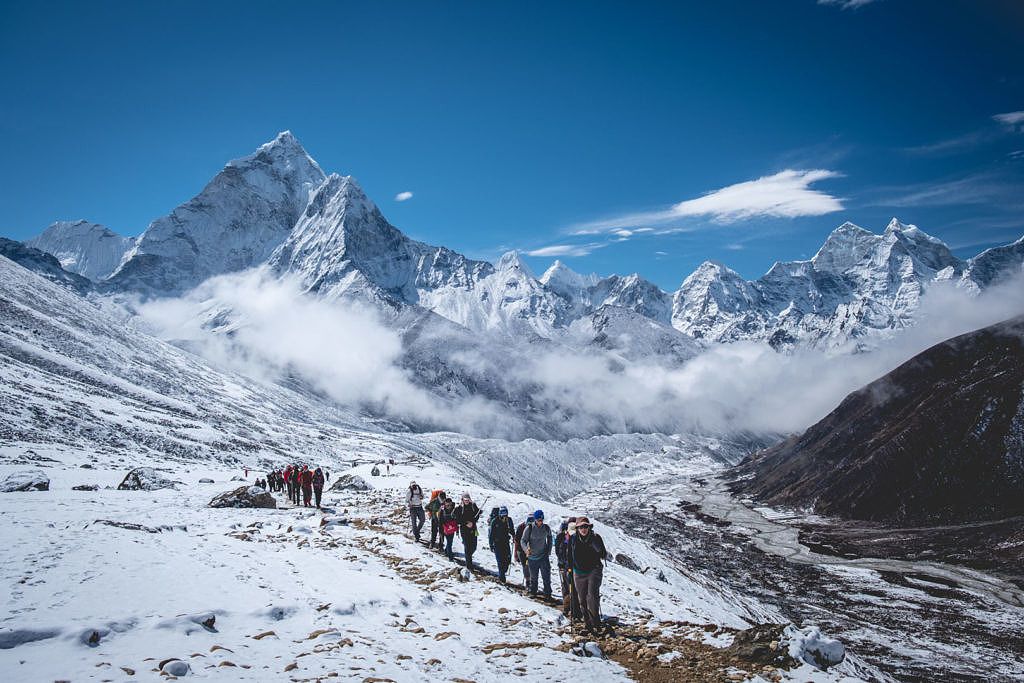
[0,449,869,682]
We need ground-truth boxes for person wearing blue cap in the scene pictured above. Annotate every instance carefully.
[520,509,553,599]
[488,506,515,584]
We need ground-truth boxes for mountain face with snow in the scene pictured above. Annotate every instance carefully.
[106,131,325,296]
[0,238,93,294]
[16,132,1024,353]
[24,220,135,281]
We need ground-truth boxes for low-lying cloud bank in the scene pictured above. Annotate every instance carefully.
[137,268,1024,441]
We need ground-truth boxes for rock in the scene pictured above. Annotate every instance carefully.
[614,553,640,571]
[656,570,667,583]
[80,463,94,469]
[725,623,794,667]
[160,659,190,676]
[230,475,246,482]
[87,631,101,646]
[0,470,49,492]
[571,641,604,658]
[783,625,845,669]
[208,485,276,509]
[117,467,181,491]
[198,478,214,484]
[73,484,99,491]
[329,474,372,492]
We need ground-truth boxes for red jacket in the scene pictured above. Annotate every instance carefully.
[300,470,313,487]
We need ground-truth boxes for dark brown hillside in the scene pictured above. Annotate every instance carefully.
[730,315,1024,525]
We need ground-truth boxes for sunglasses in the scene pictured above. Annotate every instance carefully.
[577,524,593,528]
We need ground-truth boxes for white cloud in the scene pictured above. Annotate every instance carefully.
[394,191,414,202]
[818,0,880,9]
[573,169,843,233]
[994,111,1024,128]
[526,243,604,257]
[724,243,745,251]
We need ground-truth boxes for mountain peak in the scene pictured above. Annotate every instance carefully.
[885,217,914,234]
[497,250,534,277]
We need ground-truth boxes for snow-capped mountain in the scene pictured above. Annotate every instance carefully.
[670,218,1024,350]
[24,219,135,280]
[107,131,325,295]
[16,132,1024,352]
[0,238,93,294]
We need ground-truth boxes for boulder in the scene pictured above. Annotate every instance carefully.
[725,623,794,667]
[160,659,190,676]
[198,478,215,484]
[208,486,276,509]
[614,553,640,571]
[329,474,371,492]
[72,484,99,491]
[117,467,181,491]
[0,470,49,492]
[783,625,845,669]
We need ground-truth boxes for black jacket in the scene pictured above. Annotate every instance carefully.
[489,516,515,549]
[454,502,480,531]
[569,532,607,574]
[555,531,569,568]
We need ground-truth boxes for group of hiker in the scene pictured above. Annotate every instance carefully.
[407,481,610,634]
[264,465,329,508]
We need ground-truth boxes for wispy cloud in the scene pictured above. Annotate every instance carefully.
[394,191,414,202]
[818,0,880,9]
[526,243,605,257]
[874,171,1024,209]
[994,111,1024,129]
[572,169,843,234]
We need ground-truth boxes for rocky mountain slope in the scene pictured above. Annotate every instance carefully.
[0,238,92,294]
[25,220,134,280]
[729,315,1024,525]
[20,132,1023,352]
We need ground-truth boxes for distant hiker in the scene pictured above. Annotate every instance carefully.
[312,467,325,509]
[244,467,248,478]
[300,466,313,507]
[440,498,458,561]
[569,516,607,634]
[407,481,426,542]
[455,493,481,571]
[521,510,553,599]
[514,517,531,588]
[324,469,329,482]
[284,466,293,500]
[426,490,445,549]
[386,462,391,475]
[556,518,582,619]
[371,464,381,477]
[291,466,302,506]
[489,506,515,584]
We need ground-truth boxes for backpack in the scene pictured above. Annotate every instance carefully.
[443,519,458,535]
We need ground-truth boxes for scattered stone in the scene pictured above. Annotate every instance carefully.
[87,631,101,646]
[208,486,276,509]
[0,470,49,492]
[201,615,216,631]
[725,623,794,667]
[251,631,276,640]
[284,662,298,672]
[120,667,135,675]
[198,478,214,484]
[73,484,99,491]
[93,519,183,534]
[117,467,181,491]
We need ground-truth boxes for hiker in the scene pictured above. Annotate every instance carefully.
[556,518,583,620]
[521,510,553,599]
[426,490,445,549]
[407,481,426,542]
[291,466,302,505]
[386,462,391,475]
[312,467,325,509]
[300,466,313,507]
[489,506,515,584]
[440,498,458,561]
[284,466,293,500]
[455,493,481,571]
[514,516,531,588]
[570,516,608,634]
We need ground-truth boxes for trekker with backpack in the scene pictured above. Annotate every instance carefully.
[521,510,553,599]
[455,493,481,571]
[426,490,444,549]
[556,518,583,620]
[291,466,302,505]
[284,466,293,500]
[300,466,313,507]
[440,498,458,561]
[489,506,515,584]
[312,467,325,509]
[406,481,426,542]
[569,516,608,634]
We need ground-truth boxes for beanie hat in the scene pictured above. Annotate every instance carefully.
[499,506,508,515]
[533,509,544,520]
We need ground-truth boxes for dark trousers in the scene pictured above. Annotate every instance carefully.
[313,486,322,508]
[560,567,582,618]
[429,517,441,547]
[409,506,425,540]
[528,555,552,596]
[461,529,477,569]
[574,567,603,629]
[444,533,455,560]
[292,483,300,505]
[302,484,312,506]
[494,546,511,582]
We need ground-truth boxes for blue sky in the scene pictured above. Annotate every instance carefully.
[1,0,1022,288]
